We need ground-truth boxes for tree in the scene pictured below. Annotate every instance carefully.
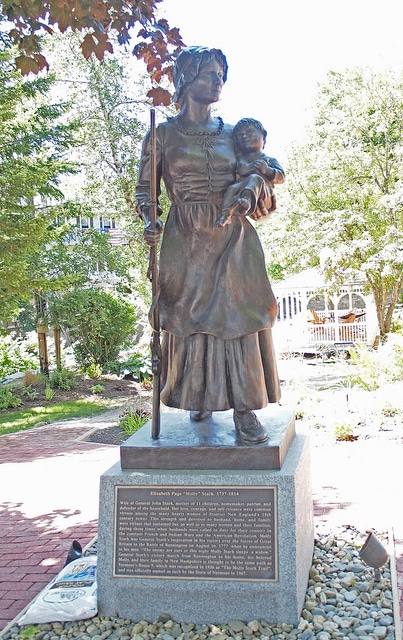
[45,35,151,270]
[76,51,154,293]
[38,33,167,309]
[83,56,145,218]
[0,30,137,372]
[1,0,185,105]
[0,29,146,371]
[278,67,403,337]
[0,33,79,324]
[50,288,136,368]
[30,213,137,371]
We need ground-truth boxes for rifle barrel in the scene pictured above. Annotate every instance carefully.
[149,108,161,439]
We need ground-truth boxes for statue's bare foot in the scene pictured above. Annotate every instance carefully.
[234,410,268,443]
[190,410,213,421]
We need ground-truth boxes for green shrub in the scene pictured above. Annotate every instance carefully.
[344,335,403,390]
[381,402,400,417]
[0,335,38,379]
[119,353,152,383]
[20,385,39,400]
[102,359,121,374]
[334,422,357,441]
[346,344,381,391]
[85,360,102,379]
[390,312,403,334]
[51,289,136,369]
[119,407,151,436]
[91,383,104,394]
[49,369,76,391]
[0,385,23,410]
[45,385,55,400]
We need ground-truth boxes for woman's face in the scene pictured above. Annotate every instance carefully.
[185,58,225,105]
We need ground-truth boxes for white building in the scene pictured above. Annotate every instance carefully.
[56,212,127,246]
[272,267,379,354]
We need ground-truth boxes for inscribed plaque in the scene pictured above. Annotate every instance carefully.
[113,485,277,581]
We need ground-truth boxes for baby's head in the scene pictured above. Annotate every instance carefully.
[233,118,267,153]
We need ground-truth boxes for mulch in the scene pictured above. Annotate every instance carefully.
[83,425,129,445]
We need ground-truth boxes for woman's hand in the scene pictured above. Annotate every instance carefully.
[143,219,164,247]
[249,198,270,221]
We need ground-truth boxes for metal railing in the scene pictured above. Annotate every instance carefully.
[307,320,367,345]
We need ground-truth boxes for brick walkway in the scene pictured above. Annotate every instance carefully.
[0,413,120,631]
[0,412,402,635]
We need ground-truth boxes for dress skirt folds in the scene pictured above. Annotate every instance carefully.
[156,200,281,411]
[160,329,280,412]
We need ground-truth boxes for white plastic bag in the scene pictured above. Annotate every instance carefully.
[18,556,97,625]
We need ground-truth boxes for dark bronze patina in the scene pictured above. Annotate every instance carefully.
[147,108,162,440]
[136,46,285,444]
[120,409,295,470]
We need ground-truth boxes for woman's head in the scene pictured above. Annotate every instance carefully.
[173,46,228,105]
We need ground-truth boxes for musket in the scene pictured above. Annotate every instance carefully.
[147,108,161,439]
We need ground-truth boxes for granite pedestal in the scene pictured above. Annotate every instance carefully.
[97,407,314,625]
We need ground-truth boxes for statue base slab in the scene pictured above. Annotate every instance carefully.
[121,405,295,471]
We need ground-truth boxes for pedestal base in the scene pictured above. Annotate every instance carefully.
[120,406,295,470]
[97,430,313,625]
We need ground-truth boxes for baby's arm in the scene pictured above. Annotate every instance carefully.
[237,154,285,184]
[256,155,285,184]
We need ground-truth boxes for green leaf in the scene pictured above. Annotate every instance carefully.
[20,626,41,639]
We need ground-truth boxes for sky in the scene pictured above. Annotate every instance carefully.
[159,0,403,158]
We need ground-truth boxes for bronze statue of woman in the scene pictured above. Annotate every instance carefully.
[136,46,283,444]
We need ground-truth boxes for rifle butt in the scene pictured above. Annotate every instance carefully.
[151,372,161,439]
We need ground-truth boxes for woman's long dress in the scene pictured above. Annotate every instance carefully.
[136,118,281,412]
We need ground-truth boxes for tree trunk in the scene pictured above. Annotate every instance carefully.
[367,273,403,337]
[37,325,49,375]
[35,292,49,375]
[54,324,62,371]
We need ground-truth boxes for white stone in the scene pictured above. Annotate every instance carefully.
[340,572,356,587]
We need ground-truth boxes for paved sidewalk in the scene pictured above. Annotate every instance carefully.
[1,410,402,634]
[0,411,120,631]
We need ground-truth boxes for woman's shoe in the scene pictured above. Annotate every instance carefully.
[190,410,213,421]
[234,410,268,443]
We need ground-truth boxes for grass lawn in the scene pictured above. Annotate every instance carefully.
[0,399,111,436]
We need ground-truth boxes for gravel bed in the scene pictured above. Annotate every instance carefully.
[3,525,395,640]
